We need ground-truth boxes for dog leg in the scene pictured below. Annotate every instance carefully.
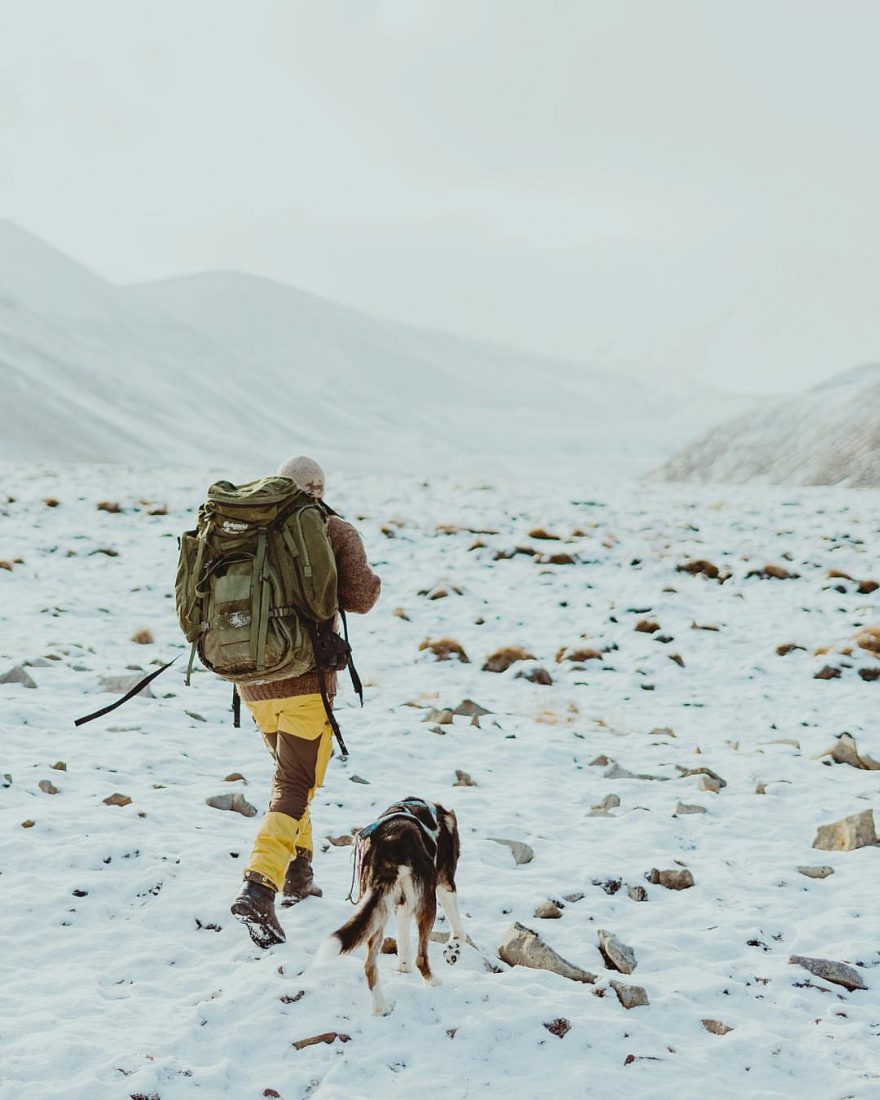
[438,884,466,965]
[415,892,439,986]
[366,930,393,1015]
[395,904,414,973]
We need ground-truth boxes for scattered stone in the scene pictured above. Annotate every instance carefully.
[292,1032,351,1051]
[558,646,604,663]
[223,772,247,782]
[668,653,685,667]
[0,665,38,689]
[675,802,707,815]
[130,628,154,645]
[453,699,490,717]
[21,819,35,828]
[789,956,866,991]
[755,782,767,794]
[51,761,67,771]
[812,809,876,851]
[349,775,370,785]
[816,733,880,771]
[2,773,11,787]
[676,765,727,787]
[593,878,622,895]
[610,980,649,1009]
[604,763,635,779]
[563,892,585,903]
[38,779,59,795]
[453,770,477,787]
[858,579,880,594]
[798,865,834,880]
[103,793,132,807]
[598,929,637,974]
[42,497,59,507]
[814,665,842,680]
[697,774,722,794]
[777,643,806,656]
[489,838,535,865]
[423,707,455,725]
[482,646,536,673]
[419,637,470,663]
[535,901,563,919]
[854,626,880,654]
[859,668,880,682]
[205,792,256,816]
[392,606,410,620]
[543,1017,571,1038]
[747,563,798,580]
[677,559,719,578]
[647,868,694,890]
[627,885,648,902]
[326,834,353,847]
[702,1019,734,1035]
[538,552,577,566]
[97,500,123,513]
[590,754,611,766]
[517,666,553,685]
[590,794,620,816]
[635,619,661,634]
[498,922,596,983]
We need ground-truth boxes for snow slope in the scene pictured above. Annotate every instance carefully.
[656,364,880,487]
[2,465,879,1099]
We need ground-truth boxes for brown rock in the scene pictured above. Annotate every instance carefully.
[817,733,880,770]
[702,1019,734,1035]
[676,766,727,788]
[51,761,67,771]
[534,901,563,919]
[677,559,719,579]
[543,1017,571,1038]
[675,802,707,815]
[482,646,536,673]
[223,772,247,782]
[453,699,490,717]
[292,1032,351,1051]
[97,500,123,513]
[610,980,649,1008]
[419,638,470,663]
[776,643,806,656]
[21,819,35,828]
[453,770,477,787]
[38,779,59,795]
[103,793,132,807]
[797,865,834,879]
[814,665,842,680]
[635,619,661,634]
[812,809,876,851]
[647,868,694,890]
[517,666,553,685]
[130,629,154,645]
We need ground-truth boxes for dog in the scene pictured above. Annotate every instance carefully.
[323,797,465,1015]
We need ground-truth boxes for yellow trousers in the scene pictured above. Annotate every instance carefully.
[243,694,333,891]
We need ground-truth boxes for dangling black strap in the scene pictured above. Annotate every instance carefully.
[74,655,180,727]
[318,666,349,758]
[232,684,241,728]
[339,610,364,707]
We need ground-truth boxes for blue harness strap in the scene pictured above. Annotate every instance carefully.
[347,799,439,904]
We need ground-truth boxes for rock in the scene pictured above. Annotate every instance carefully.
[535,900,563,919]
[647,868,694,890]
[498,922,596,983]
[650,727,677,738]
[675,801,707,815]
[604,763,636,780]
[797,865,834,880]
[677,559,719,579]
[97,673,154,698]
[292,1032,351,1051]
[593,878,622,895]
[0,665,37,688]
[205,792,256,816]
[814,665,842,680]
[610,980,649,1008]
[597,929,637,974]
[538,552,577,566]
[419,637,470,663]
[51,761,67,771]
[627,885,648,902]
[590,754,611,766]
[38,779,59,795]
[517,666,553,685]
[482,646,536,673]
[489,838,534,865]
[668,653,685,667]
[789,955,866,991]
[777,643,806,656]
[453,770,477,787]
[812,809,876,851]
[590,794,620,816]
[103,793,132,807]
[326,834,353,846]
[635,619,661,634]
[559,646,604,663]
[697,775,722,794]
[702,1019,734,1035]
[755,782,767,794]
[223,772,247,782]
[816,733,880,771]
[543,1017,571,1038]
[676,765,727,787]
[859,667,880,682]
[21,819,35,828]
[130,628,154,645]
[96,500,123,513]
[563,892,585,903]
[747,563,798,580]
[453,699,490,717]
[350,775,370,784]
[423,707,455,725]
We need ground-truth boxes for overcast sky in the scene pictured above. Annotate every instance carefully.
[2,0,879,392]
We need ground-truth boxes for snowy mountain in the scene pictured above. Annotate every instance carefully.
[0,220,737,477]
[656,363,880,486]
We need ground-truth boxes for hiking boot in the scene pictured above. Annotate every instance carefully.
[231,880,286,948]
[281,851,323,907]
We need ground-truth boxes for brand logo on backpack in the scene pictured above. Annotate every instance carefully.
[221,520,249,533]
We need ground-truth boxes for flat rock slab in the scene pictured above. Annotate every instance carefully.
[292,1032,351,1051]
[489,838,534,865]
[675,802,707,815]
[498,922,596,984]
[206,792,257,817]
[597,929,637,974]
[797,865,834,880]
[590,794,620,816]
[610,980,649,1008]
[647,867,695,890]
[453,699,490,717]
[812,809,876,851]
[789,955,867,991]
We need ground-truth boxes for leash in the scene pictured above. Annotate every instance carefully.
[74,656,180,727]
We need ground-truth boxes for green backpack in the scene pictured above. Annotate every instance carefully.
[175,477,348,738]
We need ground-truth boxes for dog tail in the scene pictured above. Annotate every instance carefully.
[329,886,392,956]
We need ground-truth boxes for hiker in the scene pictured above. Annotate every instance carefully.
[230,455,381,948]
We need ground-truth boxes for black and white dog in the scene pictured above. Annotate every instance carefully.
[323,797,465,1015]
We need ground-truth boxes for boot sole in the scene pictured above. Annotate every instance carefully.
[231,900,286,949]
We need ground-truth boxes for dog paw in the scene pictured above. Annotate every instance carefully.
[443,939,462,966]
[423,973,442,987]
[396,961,414,974]
[371,995,395,1016]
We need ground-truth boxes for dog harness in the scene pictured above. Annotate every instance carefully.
[346,798,440,904]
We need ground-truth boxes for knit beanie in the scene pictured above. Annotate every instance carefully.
[276,454,326,497]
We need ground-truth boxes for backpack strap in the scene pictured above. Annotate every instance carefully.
[232,684,241,728]
[74,655,180,726]
[339,610,364,707]
[317,665,349,758]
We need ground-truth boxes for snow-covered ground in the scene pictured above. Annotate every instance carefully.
[2,464,879,1100]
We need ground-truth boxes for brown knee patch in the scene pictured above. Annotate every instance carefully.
[268,732,321,819]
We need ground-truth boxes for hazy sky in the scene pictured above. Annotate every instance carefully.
[2,0,879,392]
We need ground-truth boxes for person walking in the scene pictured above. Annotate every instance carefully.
[230,455,381,948]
